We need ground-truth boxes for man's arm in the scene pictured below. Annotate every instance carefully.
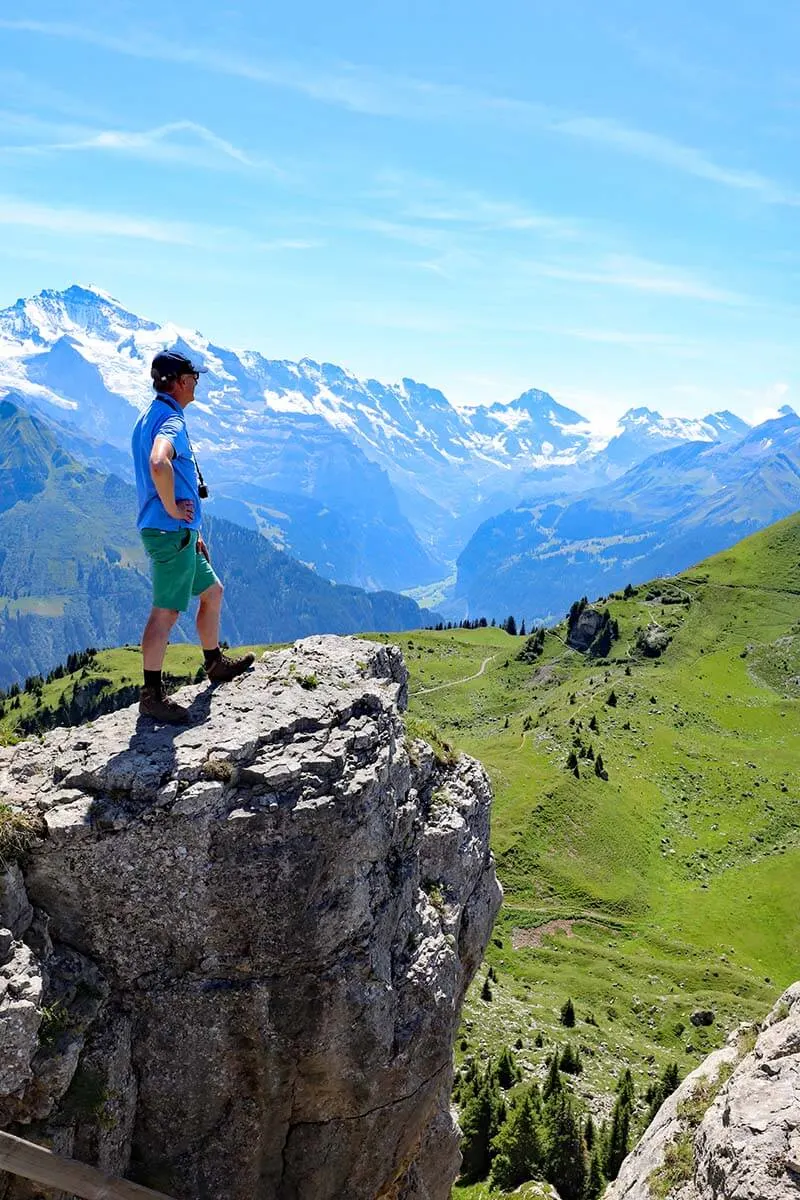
[150,436,195,523]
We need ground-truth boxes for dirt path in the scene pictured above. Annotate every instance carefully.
[416,653,498,696]
[512,919,576,949]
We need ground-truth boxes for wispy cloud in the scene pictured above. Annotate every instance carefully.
[0,114,275,173]
[526,255,747,305]
[552,117,800,205]
[373,170,582,238]
[3,17,798,205]
[0,196,222,245]
[66,120,258,166]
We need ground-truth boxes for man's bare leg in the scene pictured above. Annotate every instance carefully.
[139,606,189,723]
[196,582,223,651]
[196,581,255,682]
[142,606,180,671]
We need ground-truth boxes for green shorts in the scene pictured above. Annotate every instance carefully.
[141,528,219,612]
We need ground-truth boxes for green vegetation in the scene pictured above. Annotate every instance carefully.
[6,511,798,1198]
[0,804,38,864]
[373,513,800,1197]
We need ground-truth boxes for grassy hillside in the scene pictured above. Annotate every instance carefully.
[374,513,800,1189]
[3,515,798,1193]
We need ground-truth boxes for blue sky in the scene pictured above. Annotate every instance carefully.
[1,0,798,423]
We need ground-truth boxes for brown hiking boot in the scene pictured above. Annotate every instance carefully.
[139,684,190,725]
[206,650,256,684]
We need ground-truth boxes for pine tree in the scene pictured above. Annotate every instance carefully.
[607,689,617,707]
[519,619,527,636]
[544,1092,587,1200]
[604,1071,634,1180]
[505,615,518,637]
[490,1090,543,1190]
[481,976,493,1001]
[495,1046,519,1089]
[560,998,576,1027]
[459,1079,498,1182]
[584,1147,605,1199]
[559,1042,582,1075]
[542,1049,562,1099]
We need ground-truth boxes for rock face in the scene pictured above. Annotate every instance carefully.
[0,636,501,1199]
[606,984,800,1200]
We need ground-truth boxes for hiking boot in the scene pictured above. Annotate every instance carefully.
[139,684,190,725]
[206,650,256,684]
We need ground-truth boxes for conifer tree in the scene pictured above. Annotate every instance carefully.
[542,1049,562,1099]
[604,1070,634,1179]
[459,1079,498,1182]
[490,1090,543,1190]
[559,1042,582,1075]
[496,1045,519,1089]
[584,1147,605,1199]
[544,1092,587,1200]
[560,997,576,1027]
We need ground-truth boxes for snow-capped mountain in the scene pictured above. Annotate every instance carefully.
[0,284,756,588]
[453,409,800,621]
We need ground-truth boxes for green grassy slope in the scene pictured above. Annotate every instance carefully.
[372,513,800,1148]
[4,515,797,1169]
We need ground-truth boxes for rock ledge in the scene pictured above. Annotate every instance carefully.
[0,636,501,1199]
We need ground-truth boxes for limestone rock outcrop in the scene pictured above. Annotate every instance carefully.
[0,636,501,1199]
[606,983,800,1200]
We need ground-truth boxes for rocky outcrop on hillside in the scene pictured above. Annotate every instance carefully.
[0,636,501,1199]
[606,984,800,1200]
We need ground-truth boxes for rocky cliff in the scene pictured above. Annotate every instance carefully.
[0,636,501,1199]
[606,984,800,1200]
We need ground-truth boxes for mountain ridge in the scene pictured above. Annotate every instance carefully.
[0,394,435,687]
[0,284,760,579]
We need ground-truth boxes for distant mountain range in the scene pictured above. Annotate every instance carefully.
[0,284,764,584]
[1,282,798,644]
[454,409,800,622]
[0,396,432,688]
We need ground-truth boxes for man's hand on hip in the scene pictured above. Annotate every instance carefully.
[168,499,195,523]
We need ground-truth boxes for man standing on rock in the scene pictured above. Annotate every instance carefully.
[132,351,254,724]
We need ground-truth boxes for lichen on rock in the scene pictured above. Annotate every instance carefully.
[0,635,501,1199]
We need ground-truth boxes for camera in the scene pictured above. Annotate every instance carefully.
[198,483,209,499]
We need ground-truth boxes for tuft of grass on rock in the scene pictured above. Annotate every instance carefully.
[0,805,38,865]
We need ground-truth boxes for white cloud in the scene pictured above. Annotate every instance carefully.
[0,196,219,245]
[552,116,800,205]
[3,18,798,206]
[526,255,747,305]
[77,121,258,166]
[0,115,276,173]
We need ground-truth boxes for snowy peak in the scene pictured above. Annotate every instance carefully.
[702,409,750,441]
[614,405,744,444]
[0,284,158,348]
[506,389,586,427]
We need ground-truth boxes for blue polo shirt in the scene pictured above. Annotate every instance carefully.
[132,393,202,531]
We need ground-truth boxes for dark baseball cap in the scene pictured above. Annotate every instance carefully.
[150,350,208,383]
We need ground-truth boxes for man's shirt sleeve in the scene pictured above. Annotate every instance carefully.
[153,413,184,450]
